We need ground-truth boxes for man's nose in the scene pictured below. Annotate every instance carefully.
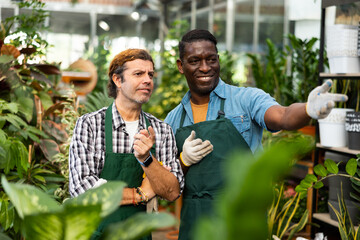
[199,60,211,72]
[143,73,153,84]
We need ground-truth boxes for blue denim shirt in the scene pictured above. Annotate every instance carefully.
[164,79,279,153]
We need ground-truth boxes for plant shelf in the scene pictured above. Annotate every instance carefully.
[319,73,360,79]
[316,143,360,157]
[313,213,359,230]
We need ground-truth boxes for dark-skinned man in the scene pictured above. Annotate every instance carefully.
[164,29,347,240]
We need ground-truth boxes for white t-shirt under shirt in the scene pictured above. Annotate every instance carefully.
[125,120,139,147]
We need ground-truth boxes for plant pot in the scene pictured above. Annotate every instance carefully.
[318,108,354,147]
[298,125,316,137]
[345,112,360,150]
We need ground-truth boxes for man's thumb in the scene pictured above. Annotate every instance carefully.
[187,130,196,141]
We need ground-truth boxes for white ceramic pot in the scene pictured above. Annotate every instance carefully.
[318,108,354,147]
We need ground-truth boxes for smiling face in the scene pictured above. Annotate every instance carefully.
[177,40,220,104]
[113,59,154,106]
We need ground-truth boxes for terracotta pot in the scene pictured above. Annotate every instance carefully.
[298,125,316,137]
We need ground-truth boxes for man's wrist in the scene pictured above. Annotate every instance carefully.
[180,152,191,167]
[137,152,153,167]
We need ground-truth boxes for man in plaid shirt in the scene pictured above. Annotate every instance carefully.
[69,49,184,239]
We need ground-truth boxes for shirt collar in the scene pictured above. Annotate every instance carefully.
[181,78,226,105]
[112,103,146,130]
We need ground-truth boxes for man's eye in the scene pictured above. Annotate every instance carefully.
[189,59,199,64]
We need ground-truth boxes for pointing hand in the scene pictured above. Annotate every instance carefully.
[306,80,348,119]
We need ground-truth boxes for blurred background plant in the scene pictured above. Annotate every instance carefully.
[192,137,314,240]
[0,0,77,238]
[247,34,326,107]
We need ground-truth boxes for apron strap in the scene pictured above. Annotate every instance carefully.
[216,98,225,119]
[105,103,113,154]
[180,98,226,127]
[180,105,187,128]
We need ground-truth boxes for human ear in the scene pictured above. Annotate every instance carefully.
[176,59,184,74]
[112,74,121,88]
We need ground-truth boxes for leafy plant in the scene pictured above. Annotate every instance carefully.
[295,154,360,240]
[247,34,325,106]
[192,138,313,240]
[288,34,322,103]
[247,38,294,106]
[1,176,176,240]
[268,183,309,240]
[0,1,76,237]
[84,34,111,93]
[84,87,113,113]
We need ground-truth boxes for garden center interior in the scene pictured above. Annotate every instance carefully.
[1,0,360,240]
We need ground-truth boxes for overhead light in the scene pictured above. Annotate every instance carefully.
[98,20,110,31]
[131,11,140,21]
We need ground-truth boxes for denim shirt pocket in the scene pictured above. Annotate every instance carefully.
[228,114,251,144]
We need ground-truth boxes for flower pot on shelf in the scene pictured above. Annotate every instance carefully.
[318,108,354,147]
[345,111,360,150]
[326,24,360,74]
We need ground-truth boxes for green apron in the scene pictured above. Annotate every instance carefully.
[91,103,154,240]
[175,99,251,240]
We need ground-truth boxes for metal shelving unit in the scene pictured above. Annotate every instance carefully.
[313,0,360,235]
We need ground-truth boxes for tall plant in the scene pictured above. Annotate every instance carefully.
[0,0,75,238]
[247,38,294,106]
[247,34,325,106]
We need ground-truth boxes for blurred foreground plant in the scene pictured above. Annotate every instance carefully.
[1,176,176,240]
[193,138,313,240]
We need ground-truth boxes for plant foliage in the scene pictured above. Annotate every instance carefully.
[193,138,313,240]
[1,176,176,240]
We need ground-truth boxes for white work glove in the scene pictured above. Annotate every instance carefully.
[181,130,213,167]
[306,80,348,119]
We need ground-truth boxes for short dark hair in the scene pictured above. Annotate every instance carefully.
[179,29,218,60]
[107,49,154,98]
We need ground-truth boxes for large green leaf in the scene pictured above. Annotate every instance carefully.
[103,212,177,240]
[314,164,328,177]
[63,205,102,240]
[346,158,357,176]
[16,96,34,122]
[324,159,339,174]
[0,198,14,231]
[23,213,64,240]
[64,181,126,218]
[1,176,61,219]
[37,91,54,110]
[22,205,102,240]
